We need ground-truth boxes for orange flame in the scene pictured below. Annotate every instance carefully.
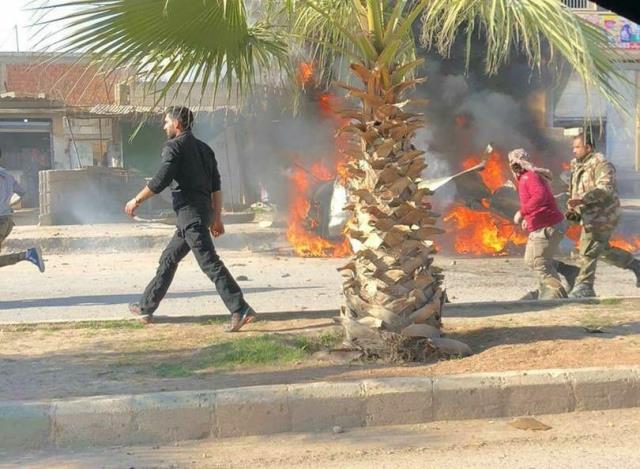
[560,224,639,252]
[286,162,352,258]
[318,92,338,117]
[565,224,581,242]
[462,151,507,193]
[297,62,314,85]
[443,205,527,256]
[609,235,640,252]
[562,161,571,171]
[443,149,525,255]
[284,86,354,258]
[310,161,333,181]
[335,160,350,185]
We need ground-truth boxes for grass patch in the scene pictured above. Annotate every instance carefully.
[317,330,343,349]
[150,331,344,378]
[153,363,194,378]
[2,320,145,333]
[599,298,622,306]
[198,335,311,368]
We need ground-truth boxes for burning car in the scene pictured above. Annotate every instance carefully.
[296,144,532,257]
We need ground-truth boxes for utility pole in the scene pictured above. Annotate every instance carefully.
[14,25,20,53]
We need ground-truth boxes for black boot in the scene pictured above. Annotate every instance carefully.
[629,259,640,288]
[557,261,579,291]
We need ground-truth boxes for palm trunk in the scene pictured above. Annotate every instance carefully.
[337,62,468,361]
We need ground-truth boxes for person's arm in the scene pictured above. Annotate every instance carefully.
[124,143,179,217]
[125,186,155,217]
[513,178,524,224]
[210,190,224,237]
[582,160,616,206]
[209,150,224,237]
[209,148,224,238]
[148,143,180,194]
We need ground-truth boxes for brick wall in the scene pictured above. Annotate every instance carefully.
[5,62,119,106]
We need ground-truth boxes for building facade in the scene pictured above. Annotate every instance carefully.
[0,53,123,207]
[555,1,640,195]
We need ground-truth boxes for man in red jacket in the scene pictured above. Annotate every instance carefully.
[509,149,579,299]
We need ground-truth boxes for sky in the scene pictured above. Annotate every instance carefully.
[0,1,38,52]
[0,0,68,52]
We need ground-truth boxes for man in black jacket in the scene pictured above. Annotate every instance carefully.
[125,106,256,331]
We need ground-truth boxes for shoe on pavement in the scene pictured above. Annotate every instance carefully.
[224,306,257,333]
[568,283,596,299]
[25,247,45,273]
[129,302,152,324]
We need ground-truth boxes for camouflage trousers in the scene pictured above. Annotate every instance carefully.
[524,221,567,299]
[575,227,635,287]
[0,216,22,268]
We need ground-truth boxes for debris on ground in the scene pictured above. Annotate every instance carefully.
[509,417,552,431]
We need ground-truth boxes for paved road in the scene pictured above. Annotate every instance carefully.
[2,246,640,323]
[6,408,640,468]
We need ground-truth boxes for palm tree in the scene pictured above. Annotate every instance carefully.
[39,0,626,360]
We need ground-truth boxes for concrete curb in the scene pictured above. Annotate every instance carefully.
[3,230,282,253]
[1,367,639,452]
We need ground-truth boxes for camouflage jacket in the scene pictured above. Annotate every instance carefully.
[568,152,620,233]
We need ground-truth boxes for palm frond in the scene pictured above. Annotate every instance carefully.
[420,0,630,112]
[34,0,291,105]
[289,0,419,86]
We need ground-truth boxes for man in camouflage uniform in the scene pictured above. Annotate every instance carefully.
[565,133,640,298]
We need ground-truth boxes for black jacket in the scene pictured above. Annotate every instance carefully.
[147,131,221,211]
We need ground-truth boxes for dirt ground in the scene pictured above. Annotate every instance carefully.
[7,408,640,468]
[2,299,639,402]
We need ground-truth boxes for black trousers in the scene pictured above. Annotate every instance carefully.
[139,205,248,316]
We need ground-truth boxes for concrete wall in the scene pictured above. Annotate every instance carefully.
[39,167,148,225]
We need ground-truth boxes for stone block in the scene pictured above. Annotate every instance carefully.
[0,402,51,450]
[289,382,365,432]
[215,386,290,438]
[363,377,434,426]
[570,368,640,411]
[433,373,506,420]
[501,370,575,416]
[130,391,215,444]
[53,396,133,447]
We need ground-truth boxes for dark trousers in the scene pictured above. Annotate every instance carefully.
[0,252,23,268]
[139,205,248,316]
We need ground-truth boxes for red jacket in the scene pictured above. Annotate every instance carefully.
[516,170,564,233]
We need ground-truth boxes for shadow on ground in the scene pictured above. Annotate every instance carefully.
[0,286,323,310]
